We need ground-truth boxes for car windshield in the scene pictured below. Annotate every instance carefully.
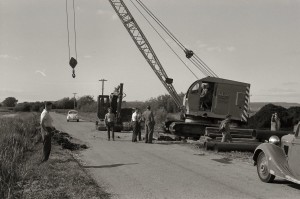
[68,110,78,114]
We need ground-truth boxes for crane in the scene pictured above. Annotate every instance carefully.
[107,0,251,138]
[108,0,182,108]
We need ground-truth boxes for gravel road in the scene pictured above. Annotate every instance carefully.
[52,112,300,199]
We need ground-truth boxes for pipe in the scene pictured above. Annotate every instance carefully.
[213,142,261,152]
[252,130,291,141]
[205,127,254,134]
[204,141,216,151]
[205,127,254,137]
[206,133,253,139]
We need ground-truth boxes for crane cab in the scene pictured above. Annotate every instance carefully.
[184,77,250,124]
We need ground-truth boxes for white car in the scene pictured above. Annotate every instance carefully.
[67,110,79,122]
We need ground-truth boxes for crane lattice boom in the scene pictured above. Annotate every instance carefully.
[108,0,182,108]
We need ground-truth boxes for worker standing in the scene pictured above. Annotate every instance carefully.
[104,108,116,141]
[142,105,155,143]
[271,112,281,131]
[219,114,232,143]
[131,108,141,142]
[40,101,56,162]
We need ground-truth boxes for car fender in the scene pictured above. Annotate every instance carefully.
[253,143,300,183]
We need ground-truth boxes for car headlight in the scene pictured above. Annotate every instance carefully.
[269,135,280,145]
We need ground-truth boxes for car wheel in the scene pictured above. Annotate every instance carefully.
[67,120,69,122]
[257,152,275,183]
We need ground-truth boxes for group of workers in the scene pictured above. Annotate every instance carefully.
[39,102,156,163]
[104,105,155,143]
[39,100,282,162]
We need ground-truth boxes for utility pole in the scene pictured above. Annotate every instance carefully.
[99,79,107,95]
[72,93,77,109]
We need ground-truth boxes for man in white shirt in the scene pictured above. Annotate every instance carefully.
[40,101,56,162]
[104,108,116,141]
[131,108,141,142]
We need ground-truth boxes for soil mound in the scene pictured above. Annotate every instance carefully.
[247,103,300,130]
[52,131,88,150]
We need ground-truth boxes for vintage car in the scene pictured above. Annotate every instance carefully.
[253,123,300,184]
[67,110,79,122]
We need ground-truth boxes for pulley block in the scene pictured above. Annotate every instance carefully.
[185,50,194,59]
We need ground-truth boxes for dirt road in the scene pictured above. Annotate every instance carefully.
[52,112,300,199]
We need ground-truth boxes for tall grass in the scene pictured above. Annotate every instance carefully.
[0,113,40,199]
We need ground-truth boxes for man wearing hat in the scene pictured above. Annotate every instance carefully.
[219,114,232,142]
[142,105,155,143]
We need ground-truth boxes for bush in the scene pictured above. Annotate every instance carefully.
[14,102,31,112]
[79,102,97,112]
[54,98,74,109]
[2,97,18,107]
[0,114,40,198]
[77,95,95,109]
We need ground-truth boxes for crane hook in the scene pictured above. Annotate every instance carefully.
[72,69,76,78]
[69,57,77,78]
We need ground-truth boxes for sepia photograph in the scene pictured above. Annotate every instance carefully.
[1,0,300,198]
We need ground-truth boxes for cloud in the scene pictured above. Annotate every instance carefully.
[227,46,236,52]
[255,87,299,97]
[207,46,222,52]
[35,70,46,77]
[84,55,92,59]
[0,54,9,58]
[96,9,118,21]
[96,9,105,15]
[0,54,20,60]
[112,14,118,21]
[282,81,299,86]
[196,41,236,53]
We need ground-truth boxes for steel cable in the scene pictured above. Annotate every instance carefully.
[72,0,78,59]
[135,0,185,51]
[135,0,218,77]
[129,0,198,79]
[65,0,78,60]
[65,0,71,60]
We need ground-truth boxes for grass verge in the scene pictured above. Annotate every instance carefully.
[0,113,110,199]
[0,113,40,198]
[20,143,110,199]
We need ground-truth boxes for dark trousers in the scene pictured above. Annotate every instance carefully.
[107,122,115,140]
[132,121,141,142]
[221,132,232,142]
[42,127,53,161]
[145,122,154,143]
[137,125,141,141]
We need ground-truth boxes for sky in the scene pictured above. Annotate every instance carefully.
[0,0,300,103]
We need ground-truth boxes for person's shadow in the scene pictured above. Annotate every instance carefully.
[83,163,138,169]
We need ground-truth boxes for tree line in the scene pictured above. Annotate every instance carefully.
[1,94,184,114]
